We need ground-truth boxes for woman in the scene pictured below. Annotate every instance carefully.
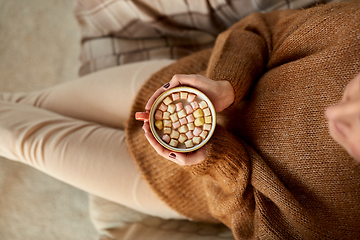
[0,1,359,239]
[128,2,360,239]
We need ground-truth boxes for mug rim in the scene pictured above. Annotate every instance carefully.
[149,86,216,153]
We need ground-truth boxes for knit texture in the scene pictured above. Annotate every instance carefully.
[126,2,360,239]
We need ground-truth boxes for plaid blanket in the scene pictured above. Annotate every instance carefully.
[75,0,342,76]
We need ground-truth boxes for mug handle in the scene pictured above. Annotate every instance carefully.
[135,112,149,121]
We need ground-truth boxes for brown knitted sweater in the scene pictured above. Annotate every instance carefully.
[126,2,360,239]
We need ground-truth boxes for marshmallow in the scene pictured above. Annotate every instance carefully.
[199,100,208,109]
[155,110,163,120]
[200,130,208,139]
[176,102,183,111]
[163,96,172,105]
[172,92,180,101]
[178,125,188,133]
[163,127,171,134]
[159,103,168,111]
[167,104,176,114]
[185,105,193,114]
[170,113,179,122]
[169,139,179,147]
[188,93,196,102]
[170,130,180,139]
[180,91,188,99]
[164,120,172,128]
[190,101,199,110]
[185,140,194,148]
[178,134,187,143]
[203,124,211,131]
[187,122,195,131]
[172,121,181,129]
[178,109,186,118]
[162,134,170,143]
[193,109,204,118]
[186,114,194,123]
[155,120,163,130]
[194,117,204,126]
[179,117,187,126]
[163,111,170,119]
[193,127,202,136]
[203,108,211,116]
[193,137,201,145]
[205,116,212,124]
[185,131,194,139]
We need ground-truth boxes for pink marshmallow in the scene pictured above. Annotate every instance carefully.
[193,127,202,136]
[155,110,163,120]
[176,102,183,111]
[185,131,194,139]
[190,101,199,110]
[186,114,194,123]
[172,92,180,101]
[179,117,188,126]
[188,93,196,102]
[172,121,181,129]
[162,134,170,143]
[184,105,193,114]
[158,103,167,112]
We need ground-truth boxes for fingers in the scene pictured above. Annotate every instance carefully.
[143,125,171,158]
[175,146,207,166]
[142,121,151,132]
[326,99,360,163]
[342,73,360,102]
[142,121,207,165]
[169,74,211,90]
[325,100,360,120]
[169,75,235,112]
[142,122,184,165]
[145,74,234,115]
[145,83,172,111]
[141,74,216,166]
[144,76,187,111]
[326,73,360,163]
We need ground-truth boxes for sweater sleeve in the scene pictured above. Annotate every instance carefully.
[185,126,250,179]
[188,10,299,177]
[183,5,349,239]
[205,10,297,107]
[184,125,256,238]
[185,9,306,240]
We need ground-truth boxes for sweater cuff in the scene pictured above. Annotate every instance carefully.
[184,126,250,179]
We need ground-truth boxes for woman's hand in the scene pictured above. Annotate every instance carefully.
[135,74,235,165]
[325,73,360,162]
[145,74,235,113]
[142,121,207,166]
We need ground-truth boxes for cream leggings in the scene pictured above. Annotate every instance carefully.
[0,59,186,220]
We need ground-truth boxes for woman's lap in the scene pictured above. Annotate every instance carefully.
[0,59,185,219]
[0,59,175,128]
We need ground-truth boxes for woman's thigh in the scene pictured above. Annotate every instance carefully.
[0,59,175,129]
[0,99,184,219]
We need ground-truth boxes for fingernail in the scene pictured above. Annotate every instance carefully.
[163,83,170,89]
[169,153,176,159]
